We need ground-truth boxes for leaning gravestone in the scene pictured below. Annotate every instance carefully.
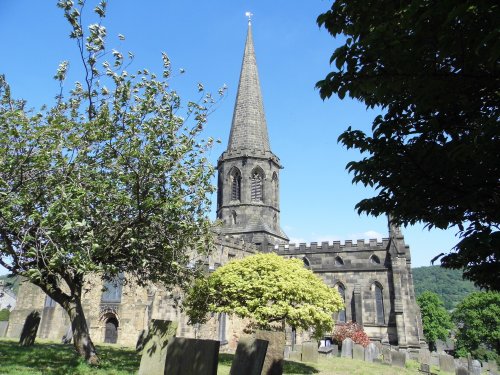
[138,320,177,375]
[341,338,353,358]
[19,311,41,347]
[364,343,378,362]
[230,338,268,375]
[420,363,431,374]
[456,366,470,375]
[391,350,406,367]
[353,343,364,361]
[255,330,285,375]
[165,337,220,375]
[318,346,334,358]
[469,360,481,375]
[439,353,456,373]
[301,342,318,363]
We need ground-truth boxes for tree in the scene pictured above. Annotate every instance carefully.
[416,291,453,351]
[184,253,344,339]
[332,321,370,347]
[0,0,221,364]
[316,1,500,290]
[453,292,500,362]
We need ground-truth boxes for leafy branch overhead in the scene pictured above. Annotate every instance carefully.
[0,0,224,363]
[317,1,500,289]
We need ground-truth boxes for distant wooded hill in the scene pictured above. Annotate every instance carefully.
[412,266,480,310]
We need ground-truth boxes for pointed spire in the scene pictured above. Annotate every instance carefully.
[227,20,271,152]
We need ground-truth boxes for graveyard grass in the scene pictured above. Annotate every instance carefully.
[0,338,452,375]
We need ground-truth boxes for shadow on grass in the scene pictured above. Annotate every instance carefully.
[0,340,139,375]
[219,352,318,374]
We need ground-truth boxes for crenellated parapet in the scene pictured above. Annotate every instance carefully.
[272,239,390,254]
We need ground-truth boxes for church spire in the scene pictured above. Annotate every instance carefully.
[227,20,270,152]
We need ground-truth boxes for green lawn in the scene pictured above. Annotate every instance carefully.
[0,339,449,374]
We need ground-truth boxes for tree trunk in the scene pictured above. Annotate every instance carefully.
[66,298,99,365]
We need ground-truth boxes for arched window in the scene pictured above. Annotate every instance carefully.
[370,254,381,264]
[272,172,278,202]
[230,168,241,201]
[336,283,346,323]
[101,274,123,303]
[231,210,237,225]
[334,256,344,266]
[374,283,385,324]
[44,295,57,308]
[302,257,310,267]
[251,168,264,202]
[104,316,119,344]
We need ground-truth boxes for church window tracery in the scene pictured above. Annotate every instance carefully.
[336,283,346,323]
[251,168,264,202]
[229,168,241,201]
[373,282,385,324]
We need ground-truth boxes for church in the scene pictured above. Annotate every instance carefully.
[6,20,425,352]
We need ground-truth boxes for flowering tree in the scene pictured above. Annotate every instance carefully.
[332,321,370,347]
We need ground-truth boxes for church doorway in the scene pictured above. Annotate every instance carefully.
[104,316,119,344]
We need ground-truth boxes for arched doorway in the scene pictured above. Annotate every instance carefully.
[104,316,119,344]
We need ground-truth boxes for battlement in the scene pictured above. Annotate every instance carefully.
[273,238,390,253]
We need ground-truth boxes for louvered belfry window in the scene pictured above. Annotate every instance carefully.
[230,169,241,201]
[251,169,263,201]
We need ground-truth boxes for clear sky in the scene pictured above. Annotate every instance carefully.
[0,0,458,271]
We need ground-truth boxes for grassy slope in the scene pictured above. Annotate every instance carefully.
[412,266,479,310]
[0,339,455,375]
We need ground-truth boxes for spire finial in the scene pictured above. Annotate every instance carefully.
[245,11,253,25]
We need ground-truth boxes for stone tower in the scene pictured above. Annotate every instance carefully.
[216,21,288,246]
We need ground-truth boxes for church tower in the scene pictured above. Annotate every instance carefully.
[216,19,288,246]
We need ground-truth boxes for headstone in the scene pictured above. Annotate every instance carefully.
[136,329,147,352]
[439,353,456,373]
[391,350,406,367]
[138,320,177,375]
[420,363,431,374]
[19,311,41,347]
[301,342,318,363]
[230,338,268,375]
[488,360,498,373]
[470,360,481,375]
[431,352,440,366]
[165,337,220,375]
[353,343,364,361]
[255,330,285,375]
[341,338,353,358]
[456,367,469,375]
[382,346,391,364]
[364,343,379,362]
[318,346,334,358]
[288,351,301,362]
[331,345,339,357]
[419,348,431,365]
[283,345,291,359]
[0,321,9,337]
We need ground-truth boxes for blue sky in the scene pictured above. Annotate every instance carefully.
[0,0,458,270]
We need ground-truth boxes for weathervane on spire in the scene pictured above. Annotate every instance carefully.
[245,11,253,25]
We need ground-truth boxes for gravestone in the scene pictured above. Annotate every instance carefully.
[353,344,364,361]
[230,338,268,375]
[456,367,469,375]
[489,360,498,373]
[382,346,391,364]
[288,351,301,362]
[19,311,41,346]
[0,321,8,337]
[302,342,318,363]
[391,350,406,367]
[469,360,481,375]
[419,348,431,365]
[318,346,334,358]
[138,320,177,375]
[420,363,431,374]
[255,330,285,375]
[341,338,353,358]
[364,343,379,362]
[165,337,220,375]
[431,352,440,366]
[439,353,456,373]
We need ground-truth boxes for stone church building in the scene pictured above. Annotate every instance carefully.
[7,21,425,352]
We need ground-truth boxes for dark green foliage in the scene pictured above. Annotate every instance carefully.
[317,1,500,290]
[0,308,10,321]
[413,266,479,310]
[416,292,453,351]
[452,292,500,363]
